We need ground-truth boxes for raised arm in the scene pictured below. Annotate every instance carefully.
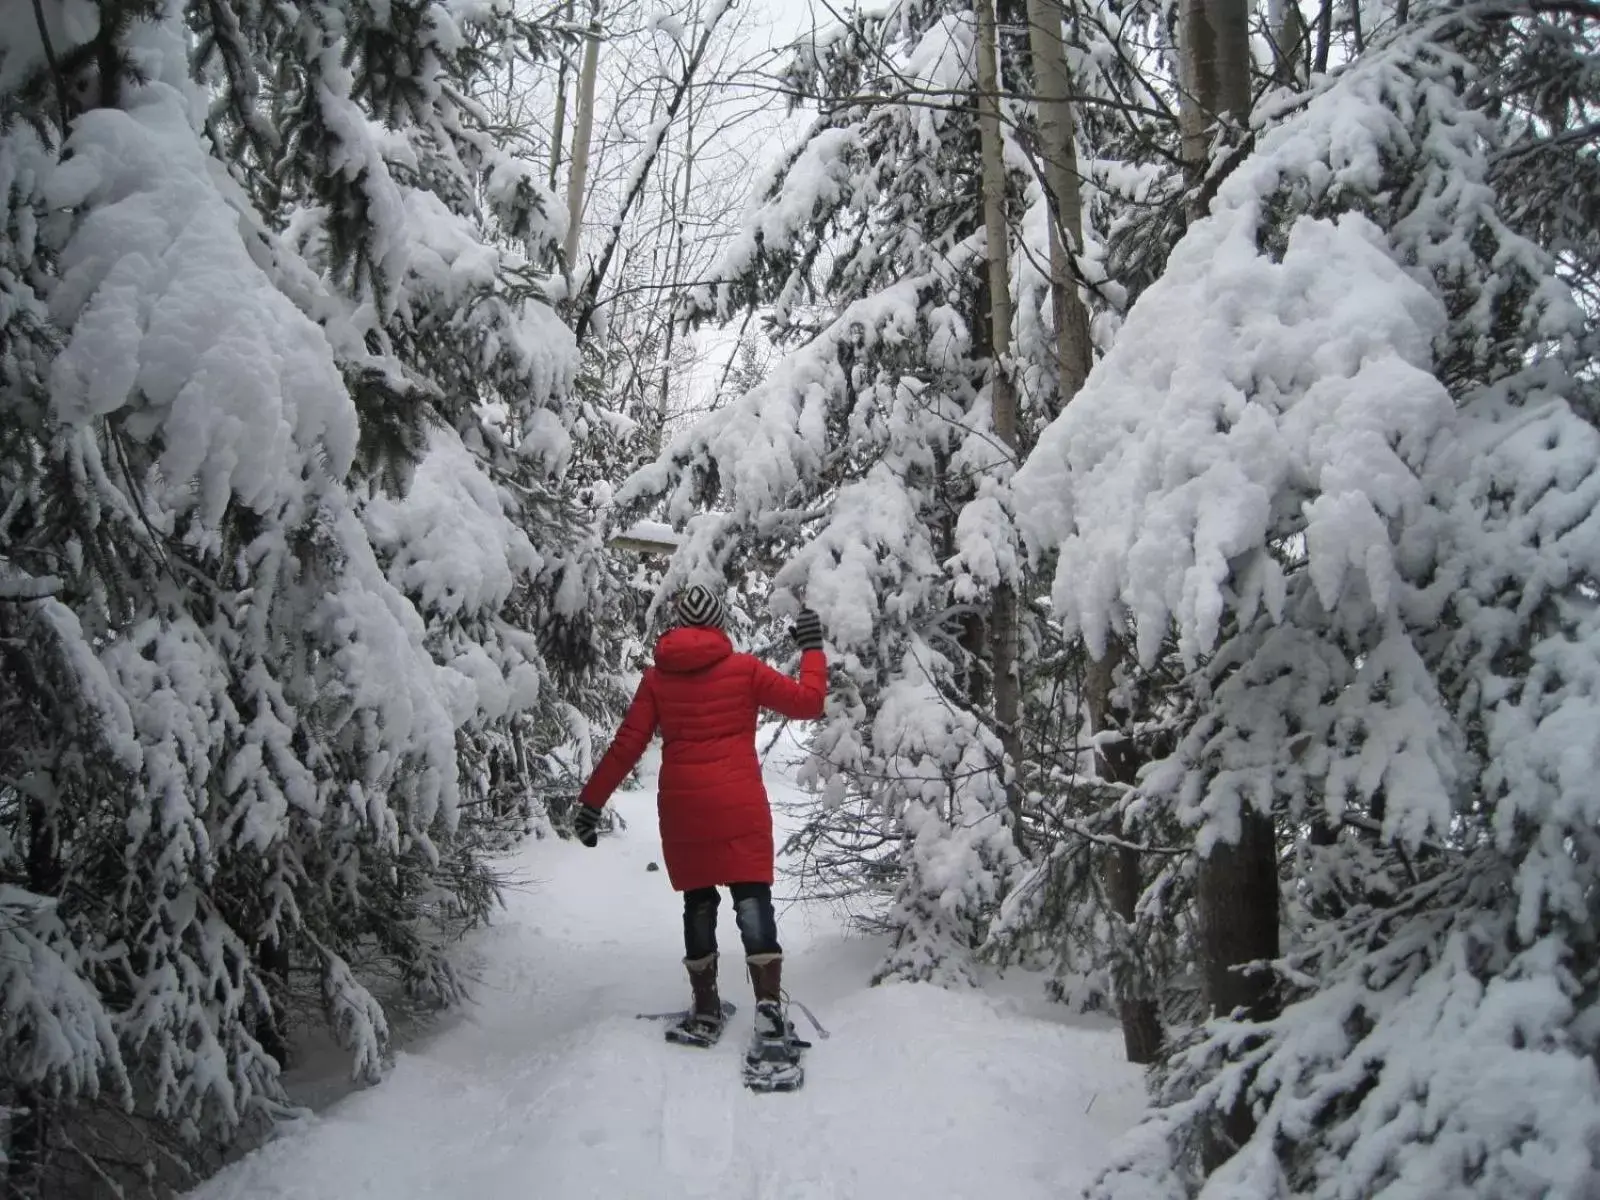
[751,650,827,720]
[578,673,658,809]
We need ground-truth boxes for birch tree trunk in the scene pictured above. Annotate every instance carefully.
[563,0,602,272]
[1023,0,1092,405]
[548,0,573,194]
[975,0,1025,851]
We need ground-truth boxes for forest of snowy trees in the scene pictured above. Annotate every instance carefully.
[2,0,1596,1195]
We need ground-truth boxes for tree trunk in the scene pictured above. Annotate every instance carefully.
[563,0,601,273]
[1179,0,1279,1166]
[975,0,1025,851]
[1026,0,1155,1061]
[1085,648,1164,1065]
[1023,0,1093,408]
[975,0,1015,447]
[1196,812,1280,1163]
[1177,0,1251,198]
[1104,843,1164,1063]
[548,0,574,195]
[655,78,696,455]
[1269,0,1308,87]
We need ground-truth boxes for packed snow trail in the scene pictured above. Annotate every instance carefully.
[191,744,1145,1199]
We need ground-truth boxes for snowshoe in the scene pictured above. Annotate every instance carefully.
[663,999,736,1048]
[742,1000,809,1093]
[638,998,736,1027]
[742,1033,807,1092]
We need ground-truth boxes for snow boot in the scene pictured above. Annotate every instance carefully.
[744,952,807,1092]
[747,952,789,1041]
[665,953,726,1047]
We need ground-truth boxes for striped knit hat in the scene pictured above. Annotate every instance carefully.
[674,583,726,628]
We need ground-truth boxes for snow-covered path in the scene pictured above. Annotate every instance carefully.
[191,749,1145,1199]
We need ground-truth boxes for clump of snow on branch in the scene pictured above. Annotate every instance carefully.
[1015,207,1451,673]
[871,644,1021,986]
[47,92,357,531]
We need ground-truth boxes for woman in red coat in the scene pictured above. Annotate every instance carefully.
[574,584,828,1049]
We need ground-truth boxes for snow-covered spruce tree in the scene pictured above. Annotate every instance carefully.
[617,1,1070,984]
[0,65,448,1199]
[0,0,608,1193]
[192,0,631,843]
[1015,4,1600,1194]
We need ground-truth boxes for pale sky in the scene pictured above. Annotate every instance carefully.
[745,0,845,49]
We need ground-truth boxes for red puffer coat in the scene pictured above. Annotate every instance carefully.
[578,626,827,891]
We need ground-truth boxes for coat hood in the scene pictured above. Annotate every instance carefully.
[653,625,734,674]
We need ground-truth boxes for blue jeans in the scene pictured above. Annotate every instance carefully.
[683,883,781,960]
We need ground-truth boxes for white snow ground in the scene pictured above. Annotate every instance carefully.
[190,741,1145,1200]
